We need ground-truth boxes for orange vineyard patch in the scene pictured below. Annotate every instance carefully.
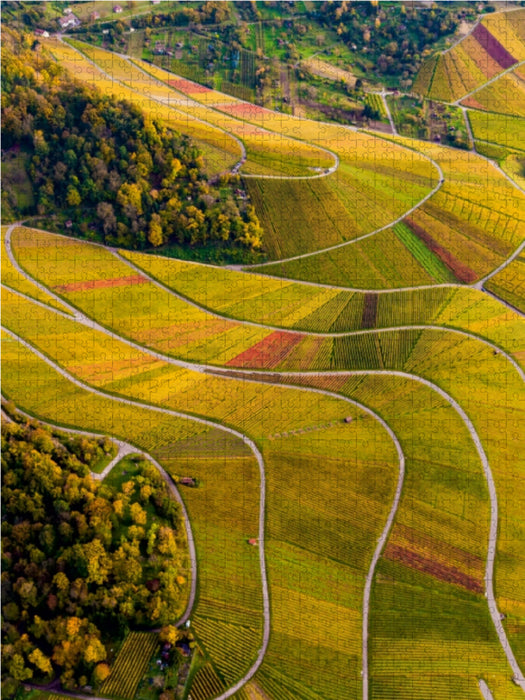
[226,330,304,369]
[54,275,150,293]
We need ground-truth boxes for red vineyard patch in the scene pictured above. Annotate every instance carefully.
[54,275,150,293]
[217,103,272,120]
[384,543,484,593]
[226,331,304,369]
[405,218,478,283]
[472,23,516,70]
[166,78,212,94]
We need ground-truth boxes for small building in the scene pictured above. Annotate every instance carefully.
[90,11,100,20]
[248,538,258,546]
[344,416,352,423]
[58,14,80,30]
[34,28,49,37]
[179,477,197,487]
[63,7,72,14]
[152,0,161,4]
[65,220,73,229]
[113,5,123,13]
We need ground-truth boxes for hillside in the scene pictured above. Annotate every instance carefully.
[1,3,525,700]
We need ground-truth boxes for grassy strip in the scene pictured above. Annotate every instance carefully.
[393,222,457,284]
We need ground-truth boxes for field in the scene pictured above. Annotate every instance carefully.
[485,254,525,313]
[116,58,439,260]
[3,218,525,697]
[415,8,525,102]
[2,11,525,700]
[101,632,159,700]
[42,38,241,176]
[461,68,525,117]
[63,42,335,179]
[467,110,525,152]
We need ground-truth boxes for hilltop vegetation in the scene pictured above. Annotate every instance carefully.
[1,29,263,258]
[0,413,187,695]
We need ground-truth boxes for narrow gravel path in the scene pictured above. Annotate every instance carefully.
[2,327,270,700]
[478,679,495,699]
[113,249,524,380]
[5,226,525,693]
[475,240,525,289]
[242,158,444,269]
[6,226,523,384]
[454,59,525,105]
[213,367,525,693]
[380,90,397,135]
[60,38,246,174]
[67,40,339,181]
[2,325,405,700]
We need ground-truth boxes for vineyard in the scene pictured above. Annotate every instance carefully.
[414,8,525,102]
[2,8,525,699]
[101,633,159,700]
[485,253,525,313]
[461,69,525,118]
[467,110,525,152]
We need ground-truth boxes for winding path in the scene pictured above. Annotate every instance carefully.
[2,326,270,700]
[66,39,339,181]
[6,225,524,384]
[4,226,525,694]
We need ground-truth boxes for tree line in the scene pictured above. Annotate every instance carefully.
[1,28,263,256]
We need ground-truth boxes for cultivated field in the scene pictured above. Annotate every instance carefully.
[414,8,525,102]
[2,12,525,699]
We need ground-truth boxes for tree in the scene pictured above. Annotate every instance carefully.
[93,663,110,684]
[159,625,181,645]
[66,186,81,207]
[28,648,53,677]
[148,214,163,247]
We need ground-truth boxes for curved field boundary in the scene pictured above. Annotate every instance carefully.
[58,38,246,174]
[127,56,341,180]
[241,173,444,268]
[0,402,196,625]
[2,327,270,700]
[209,365,525,692]
[4,226,525,690]
[113,249,524,377]
[2,326,406,700]
[5,225,524,386]
[4,269,525,692]
[66,40,339,181]
[476,240,525,288]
